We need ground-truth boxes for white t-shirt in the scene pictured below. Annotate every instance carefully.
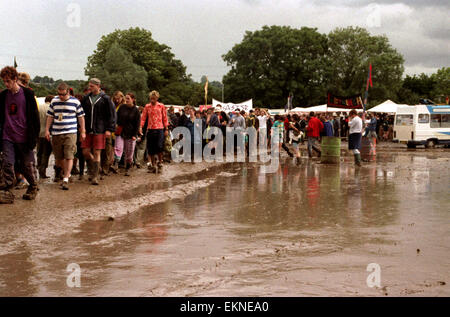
[257,115,268,129]
[349,116,363,134]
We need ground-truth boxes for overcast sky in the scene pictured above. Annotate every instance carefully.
[0,0,448,82]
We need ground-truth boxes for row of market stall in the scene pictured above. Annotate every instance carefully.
[268,99,401,115]
[36,97,403,115]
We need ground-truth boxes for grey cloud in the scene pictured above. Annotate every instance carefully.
[313,0,450,9]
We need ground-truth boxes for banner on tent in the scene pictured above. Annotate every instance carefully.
[327,93,363,109]
[212,98,253,112]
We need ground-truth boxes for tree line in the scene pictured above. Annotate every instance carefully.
[1,26,448,108]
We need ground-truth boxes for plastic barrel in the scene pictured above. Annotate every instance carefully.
[320,136,341,164]
[361,137,376,162]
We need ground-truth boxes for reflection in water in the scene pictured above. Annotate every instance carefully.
[0,243,38,296]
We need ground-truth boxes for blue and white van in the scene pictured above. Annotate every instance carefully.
[393,105,450,148]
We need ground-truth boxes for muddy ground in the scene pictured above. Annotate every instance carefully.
[0,141,449,296]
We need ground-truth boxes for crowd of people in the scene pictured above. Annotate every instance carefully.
[0,65,394,204]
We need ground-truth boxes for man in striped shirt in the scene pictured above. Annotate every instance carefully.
[45,83,86,190]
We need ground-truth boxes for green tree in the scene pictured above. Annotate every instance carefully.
[402,73,436,96]
[327,26,404,107]
[431,67,450,103]
[85,27,191,104]
[88,42,148,105]
[222,25,329,108]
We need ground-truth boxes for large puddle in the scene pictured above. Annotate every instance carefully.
[0,149,449,296]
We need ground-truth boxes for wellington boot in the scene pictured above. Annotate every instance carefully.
[91,162,100,185]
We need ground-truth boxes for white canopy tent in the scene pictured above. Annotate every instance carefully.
[212,98,253,112]
[292,105,354,113]
[367,100,399,113]
[268,109,288,115]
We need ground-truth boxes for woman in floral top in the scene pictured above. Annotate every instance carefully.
[139,91,169,174]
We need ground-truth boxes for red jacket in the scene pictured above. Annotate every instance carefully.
[306,117,324,138]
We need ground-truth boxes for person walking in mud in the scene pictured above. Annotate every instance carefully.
[289,114,303,163]
[36,95,53,179]
[306,111,323,158]
[139,91,169,174]
[348,109,363,166]
[45,83,86,190]
[112,93,140,176]
[364,113,377,138]
[0,66,40,203]
[80,78,116,185]
[104,91,125,175]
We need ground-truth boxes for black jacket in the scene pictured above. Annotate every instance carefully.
[81,92,116,134]
[0,87,40,150]
[116,105,141,139]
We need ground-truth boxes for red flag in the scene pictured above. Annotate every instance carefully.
[366,63,373,90]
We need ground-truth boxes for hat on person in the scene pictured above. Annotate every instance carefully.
[89,78,101,85]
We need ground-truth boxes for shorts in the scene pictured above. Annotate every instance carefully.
[146,129,165,155]
[52,133,77,160]
[349,133,362,150]
[81,133,106,150]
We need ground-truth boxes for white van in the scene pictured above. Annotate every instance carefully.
[393,105,450,148]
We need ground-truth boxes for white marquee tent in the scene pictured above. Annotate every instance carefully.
[292,104,354,113]
[367,100,399,113]
[212,98,253,112]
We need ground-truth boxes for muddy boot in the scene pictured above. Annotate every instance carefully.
[157,161,163,174]
[22,185,38,200]
[86,160,94,182]
[91,162,100,185]
[71,166,80,175]
[61,180,69,191]
[124,162,131,177]
[110,159,119,174]
[147,164,156,173]
[0,189,15,204]
[53,166,62,183]
[354,153,362,167]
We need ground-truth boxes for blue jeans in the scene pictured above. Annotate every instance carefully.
[1,140,37,189]
[307,137,321,157]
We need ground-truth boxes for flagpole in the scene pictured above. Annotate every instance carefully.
[204,76,208,107]
[363,63,372,113]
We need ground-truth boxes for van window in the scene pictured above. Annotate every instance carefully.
[442,114,450,128]
[396,114,413,126]
[418,114,429,124]
[431,114,441,128]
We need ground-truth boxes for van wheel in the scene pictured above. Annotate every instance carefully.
[425,140,436,148]
[407,143,416,149]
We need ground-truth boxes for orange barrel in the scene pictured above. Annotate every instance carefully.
[320,136,341,164]
[361,137,376,162]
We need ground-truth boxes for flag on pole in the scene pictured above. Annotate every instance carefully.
[14,56,17,69]
[366,63,373,90]
[363,63,372,112]
[204,77,208,106]
[289,93,293,111]
[285,92,293,112]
